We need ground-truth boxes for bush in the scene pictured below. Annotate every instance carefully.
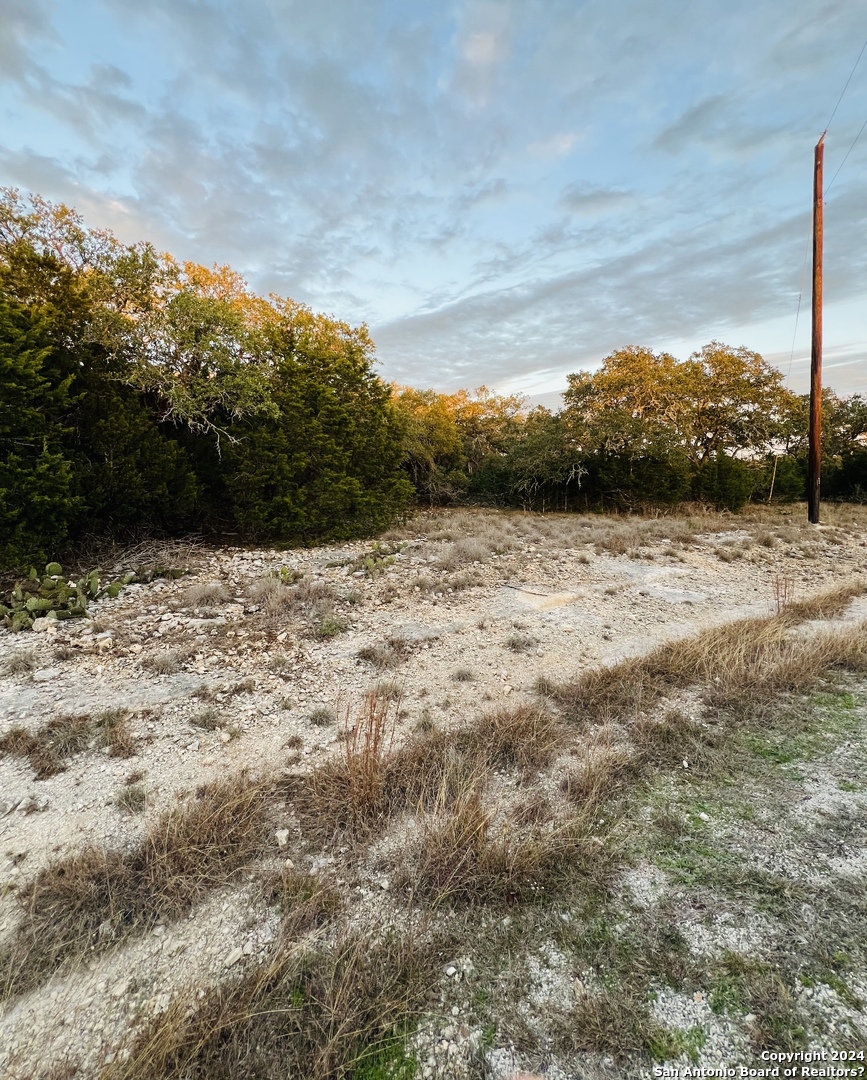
[0,294,81,571]
[692,453,756,511]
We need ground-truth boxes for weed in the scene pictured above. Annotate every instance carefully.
[452,668,475,682]
[109,926,433,1080]
[268,654,293,674]
[358,636,412,670]
[711,952,807,1052]
[190,707,222,730]
[308,706,337,726]
[142,648,186,675]
[351,541,401,577]
[773,573,796,614]
[313,611,347,639]
[1,649,37,675]
[181,581,231,608]
[116,784,147,814]
[505,632,536,653]
[0,772,272,1001]
[225,677,256,697]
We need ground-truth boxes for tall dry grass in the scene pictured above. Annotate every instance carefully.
[106,924,435,1080]
[555,582,867,724]
[0,774,272,1001]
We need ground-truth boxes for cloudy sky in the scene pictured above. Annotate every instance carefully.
[2,0,866,403]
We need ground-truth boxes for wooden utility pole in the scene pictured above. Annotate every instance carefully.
[807,134,824,524]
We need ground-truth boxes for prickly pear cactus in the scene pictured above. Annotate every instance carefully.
[0,562,138,632]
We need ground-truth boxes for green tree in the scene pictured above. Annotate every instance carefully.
[221,316,412,541]
[0,294,80,569]
[390,386,466,503]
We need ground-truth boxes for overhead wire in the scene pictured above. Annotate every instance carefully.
[783,31,867,390]
[826,114,867,194]
[785,224,812,386]
[823,35,867,134]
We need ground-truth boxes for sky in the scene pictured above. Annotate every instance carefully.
[1,0,866,406]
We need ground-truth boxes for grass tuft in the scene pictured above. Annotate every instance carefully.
[0,772,272,1001]
[107,926,433,1080]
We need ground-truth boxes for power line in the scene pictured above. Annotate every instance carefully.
[826,114,867,193]
[786,224,812,385]
[786,30,867,382]
[824,35,867,133]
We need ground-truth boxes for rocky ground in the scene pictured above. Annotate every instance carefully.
[1,505,866,1079]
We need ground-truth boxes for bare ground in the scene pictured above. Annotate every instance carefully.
[2,504,867,1079]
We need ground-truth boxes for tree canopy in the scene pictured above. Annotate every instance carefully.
[3,187,866,574]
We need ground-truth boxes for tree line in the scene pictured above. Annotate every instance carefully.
[394,347,867,513]
[2,190,866,574]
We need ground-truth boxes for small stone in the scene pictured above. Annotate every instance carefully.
[275,829,290,848]
[445,966,457,977]
[33,667,61,682]
[697,812,709,822]
[225,946,244,967]
[284,858,295,870]
[111,978,130,1000]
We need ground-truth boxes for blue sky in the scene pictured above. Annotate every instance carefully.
[1,0,865,404]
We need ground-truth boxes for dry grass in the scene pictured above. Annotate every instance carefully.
[297,699,570,844]
[0,714,91,778]
[181,581,231,608]
[560,741,637,807]
[0,773,272,1001]
[1,648,38,675]
[141,648,189,675]
[307,706,337,726]
[400,780,609,908]
[116,783,147,814]
[107,923,434,1080]
[261,865,343,924]
[506,631,537,653]
[630,709,720,772]
[357,635,413,670]
[303,690,399,835]
[99,708,137,757]
[436,536,492,571]
[190,706,222,730]
[461,704,568,770]
[555,581,867,724]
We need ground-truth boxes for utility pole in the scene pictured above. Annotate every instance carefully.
[807,134,824,524]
